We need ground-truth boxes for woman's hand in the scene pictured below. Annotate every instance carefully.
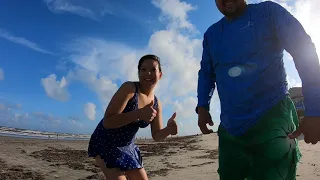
[138,101,157,123]
[167,112,178,135]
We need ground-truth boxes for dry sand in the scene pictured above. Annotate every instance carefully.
[0,134,319,180]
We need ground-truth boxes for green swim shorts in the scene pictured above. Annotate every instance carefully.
[218,96,302,180]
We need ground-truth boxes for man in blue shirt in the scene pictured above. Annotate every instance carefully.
[196,0,320,179]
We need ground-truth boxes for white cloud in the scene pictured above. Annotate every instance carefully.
[0,98,85,133]
[29,112,86,133]
[31,112,61,124]
[151,0,196,31]
[41,74,70,102]
[67,68,118,108]
[0,103,22,111]
[84,102,96,121]
[44,0,154,29]
[147,0,201,100]
[65,38,141,81]
[0,68,4,81]
[172,96,197,119]
[12,113,29,122]
[0,28,55,55]
[287,76,302,88]
[40,67,118,109]
[68,119,83,128]
[44,0,116,21]
[209,91,221,131]
[0,102,27,127]
[0,101,29,127]
[149,30,201,97]
[45,0,98,20]
[0,98,22,111]
[68,116,83,128]
[0,111,29,124]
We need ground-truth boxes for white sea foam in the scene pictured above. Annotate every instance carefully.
[0,126,90,140]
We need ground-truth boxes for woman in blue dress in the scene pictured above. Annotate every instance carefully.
[88,54,178,180]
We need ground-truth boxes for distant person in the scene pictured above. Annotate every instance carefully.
[88,54,178,180]
[196,0,320,179]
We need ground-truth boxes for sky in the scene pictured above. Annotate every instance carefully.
[0,0,319,137]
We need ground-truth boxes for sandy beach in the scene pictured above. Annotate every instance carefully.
[0,134,319,180]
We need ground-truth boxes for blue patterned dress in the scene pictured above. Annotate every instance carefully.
[88,82,158,171]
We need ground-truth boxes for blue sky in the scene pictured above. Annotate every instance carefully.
[0,0,318,136]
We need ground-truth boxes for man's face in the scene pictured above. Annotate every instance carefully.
[216,0,246,18]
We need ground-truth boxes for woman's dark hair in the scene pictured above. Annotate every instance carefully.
[138,54,162,72]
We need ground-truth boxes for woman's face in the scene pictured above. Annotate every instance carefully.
[138,59,162,88]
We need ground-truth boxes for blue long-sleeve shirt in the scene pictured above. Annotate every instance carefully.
[197,1,320,136]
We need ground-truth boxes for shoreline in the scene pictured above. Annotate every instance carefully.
[0,133,90,141]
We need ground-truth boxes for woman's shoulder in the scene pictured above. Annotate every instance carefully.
[118,81,138,94]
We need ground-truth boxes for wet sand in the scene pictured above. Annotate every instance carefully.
[0,134,319,180]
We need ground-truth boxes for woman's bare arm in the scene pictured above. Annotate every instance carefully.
[150,99,172,141]
[103,82,141,129]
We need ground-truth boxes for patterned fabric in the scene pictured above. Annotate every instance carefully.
[88,82,158,171]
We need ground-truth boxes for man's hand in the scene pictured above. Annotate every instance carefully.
[289,116,320,144]
[197,107,214,134]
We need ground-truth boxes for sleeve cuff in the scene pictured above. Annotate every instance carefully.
[304,109,320,117]
[304,99,320,117]
[195,105,210,114]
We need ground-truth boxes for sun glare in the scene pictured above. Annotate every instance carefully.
[292,0,320,63]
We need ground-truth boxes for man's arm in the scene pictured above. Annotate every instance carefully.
[267,1,320,116]
[196,32,216,113]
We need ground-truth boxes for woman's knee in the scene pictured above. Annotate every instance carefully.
[103,168,126,180]
[94,156,126,180]
[94,155,104,167]
[125,168,148,180]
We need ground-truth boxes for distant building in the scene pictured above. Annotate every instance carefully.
[289,87,304,120]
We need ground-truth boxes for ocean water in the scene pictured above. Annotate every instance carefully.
[0,132,89,141]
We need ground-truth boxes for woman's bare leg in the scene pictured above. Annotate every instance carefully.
[125,168,148,180]
[95,155,126,180]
